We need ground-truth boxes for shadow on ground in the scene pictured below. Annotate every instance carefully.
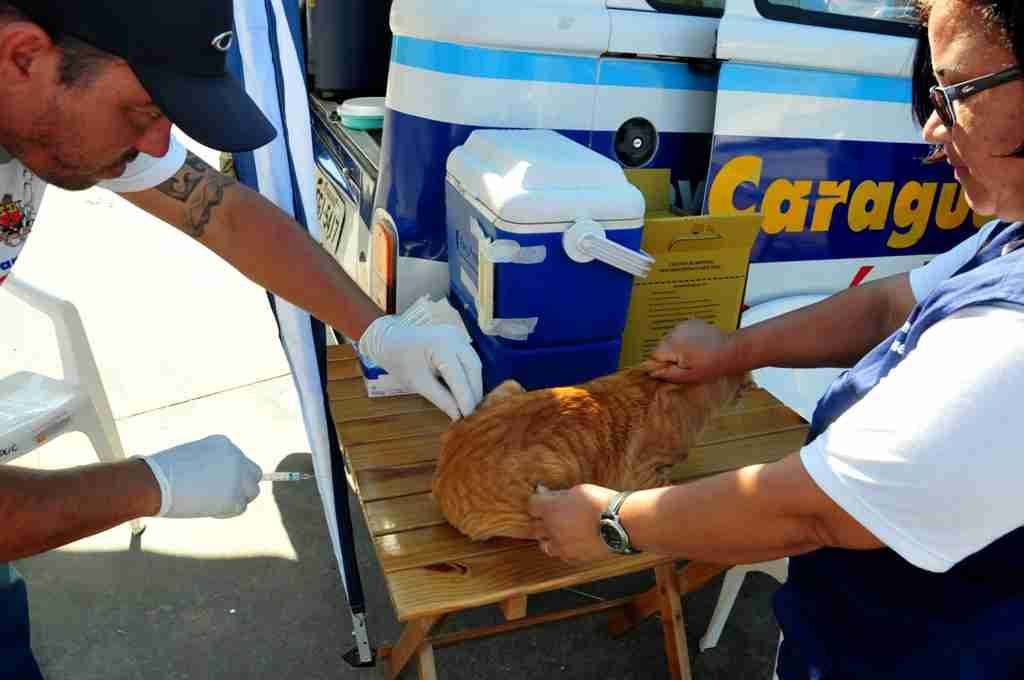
[18,454,780,679]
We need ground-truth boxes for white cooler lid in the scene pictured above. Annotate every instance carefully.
[447,129,645,225]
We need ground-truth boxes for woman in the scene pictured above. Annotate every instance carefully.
[529,1,1024,677]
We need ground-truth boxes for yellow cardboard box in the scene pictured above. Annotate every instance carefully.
[619,169,762,368]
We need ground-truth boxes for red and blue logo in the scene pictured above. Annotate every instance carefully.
[0,193,33,285]
[0,193,32,248]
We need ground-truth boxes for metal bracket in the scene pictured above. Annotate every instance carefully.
[341,646,377,669]
[342,612,376,668]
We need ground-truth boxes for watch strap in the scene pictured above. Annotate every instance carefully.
[601,491,640,554]
[606,491,633,518]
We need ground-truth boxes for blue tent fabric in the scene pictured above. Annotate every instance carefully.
[227,0,371,663]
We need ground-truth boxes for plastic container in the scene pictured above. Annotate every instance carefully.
[454,295,624,392]
[446,129,650,348]
[338,97,386,130]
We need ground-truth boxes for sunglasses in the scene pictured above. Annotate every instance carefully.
[929,65,1022,128]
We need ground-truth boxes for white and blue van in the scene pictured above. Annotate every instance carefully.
[311,0,981,410]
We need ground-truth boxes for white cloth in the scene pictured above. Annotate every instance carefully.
[0,136,186,284]
[802,220,1024,572]
[232,0,361,604]
[99,138,187,194]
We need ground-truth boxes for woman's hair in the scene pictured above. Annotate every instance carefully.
[913,0,1023,128]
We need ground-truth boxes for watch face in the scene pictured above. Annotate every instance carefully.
[600,521,626,552]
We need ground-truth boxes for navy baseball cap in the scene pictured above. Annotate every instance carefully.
[11,0,277,152]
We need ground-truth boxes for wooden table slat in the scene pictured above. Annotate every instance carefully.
[344,435,442,472]
[336,410,450,447]
[328,358,363,381]
[386,545,673,621]
[328,344,357,361]
[376,524,531,574]
[671,426,809,483]
[716,387,779,415]
[358,463,436,502]
[326,377,368,401]
[366,493,446,536]
[698,405,806,445]
[333,393,436,423]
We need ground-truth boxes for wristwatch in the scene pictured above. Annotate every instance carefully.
[599,491,641,555]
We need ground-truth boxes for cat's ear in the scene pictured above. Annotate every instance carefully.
[480,380,526,410]
[637,359,674,373]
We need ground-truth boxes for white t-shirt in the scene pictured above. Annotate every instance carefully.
[0,137,186,285]
[802,220,1024,573]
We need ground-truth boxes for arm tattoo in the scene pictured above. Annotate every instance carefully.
[155,153,235,238]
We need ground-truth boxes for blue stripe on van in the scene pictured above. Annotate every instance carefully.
[599,59,717,91]
[392,36,717,91]
[391,36,598,85]
[719,63,911,103]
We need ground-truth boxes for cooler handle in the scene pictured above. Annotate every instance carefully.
[563,219,654,279]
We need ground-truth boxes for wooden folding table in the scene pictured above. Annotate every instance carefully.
[326,345,808,679]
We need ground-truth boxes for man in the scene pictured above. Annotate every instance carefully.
[0,0,482,676]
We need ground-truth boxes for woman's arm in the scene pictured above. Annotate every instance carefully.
[529,454,882,564]
[652,274,917,383]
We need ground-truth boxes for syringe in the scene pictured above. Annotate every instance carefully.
[261,472,315,482]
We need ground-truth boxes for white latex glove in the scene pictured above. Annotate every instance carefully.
[359,315,484,420]
[141,435,263,519]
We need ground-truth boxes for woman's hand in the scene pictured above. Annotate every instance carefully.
[649,319,736,383]
[527,484,618,562]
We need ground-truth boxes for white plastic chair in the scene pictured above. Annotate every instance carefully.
[1,273,143,535]
[699,558,789,652]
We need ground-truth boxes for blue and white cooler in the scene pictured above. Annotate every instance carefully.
[446,129,653,391]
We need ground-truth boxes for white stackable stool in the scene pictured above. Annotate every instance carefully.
[1,274,143,535]
[699,558,790,652]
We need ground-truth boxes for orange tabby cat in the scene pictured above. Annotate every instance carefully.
[432,363,748,541]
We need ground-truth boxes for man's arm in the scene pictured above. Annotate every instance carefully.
[119,151,383,341]
[529,454,883,564]
[1,435,261,561]
[0,460,160,561]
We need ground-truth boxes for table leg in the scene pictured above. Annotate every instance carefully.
[417,641,438,680]
[655,563,692,680]
[607,562,729,638]
[499,595,528,621]
[388,614,446,680]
